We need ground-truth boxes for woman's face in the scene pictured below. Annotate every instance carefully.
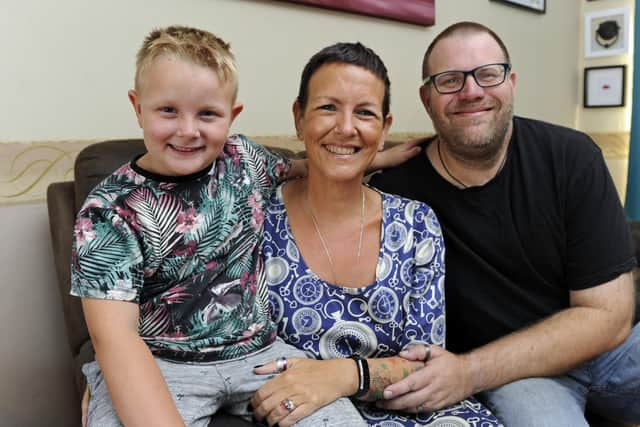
[294,63,392,183]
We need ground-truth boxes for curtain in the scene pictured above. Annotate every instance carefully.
[625,1,640,220]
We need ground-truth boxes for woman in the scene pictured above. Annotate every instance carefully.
[251,43,501,427]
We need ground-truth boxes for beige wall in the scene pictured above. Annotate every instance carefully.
[1,0,583,144]
[577,0,635,133]
[0,1,587,425]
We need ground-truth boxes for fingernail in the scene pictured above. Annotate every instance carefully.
[253,364,264,369]
[383,390,393,399]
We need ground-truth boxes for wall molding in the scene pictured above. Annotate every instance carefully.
[0,132,629,206]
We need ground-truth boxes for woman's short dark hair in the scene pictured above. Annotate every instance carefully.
[297,42,391,117]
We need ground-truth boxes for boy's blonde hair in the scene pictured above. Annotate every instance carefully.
[135,25,238,98]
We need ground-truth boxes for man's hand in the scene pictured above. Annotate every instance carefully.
[377,345,474,412]
[368,139,423,173]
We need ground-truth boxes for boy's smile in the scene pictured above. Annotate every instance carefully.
[129,55,243,177]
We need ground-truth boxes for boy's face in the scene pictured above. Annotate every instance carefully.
[129,55,243,176]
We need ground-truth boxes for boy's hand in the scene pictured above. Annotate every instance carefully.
[368,139,423,173]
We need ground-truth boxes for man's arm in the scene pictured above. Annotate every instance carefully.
[83,298,185,427]
[379,271,635,412]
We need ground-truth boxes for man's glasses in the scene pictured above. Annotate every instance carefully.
[422,63,511,94]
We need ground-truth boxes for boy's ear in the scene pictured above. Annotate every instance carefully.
[230,102,243,122]
[292,100,303,140]
[128,90,143,128]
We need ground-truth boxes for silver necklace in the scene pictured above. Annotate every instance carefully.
[436,138,507,189]
[307,187,365,285]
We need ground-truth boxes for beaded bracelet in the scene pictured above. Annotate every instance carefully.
[349,354,370,398]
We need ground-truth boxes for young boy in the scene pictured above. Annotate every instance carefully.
[71,26,365,427]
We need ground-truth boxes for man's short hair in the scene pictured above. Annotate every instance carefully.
[422,21,511,79]
[135,25,238,98]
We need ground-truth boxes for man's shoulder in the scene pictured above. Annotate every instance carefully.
[514,116,601,159]
[514,116,595,146]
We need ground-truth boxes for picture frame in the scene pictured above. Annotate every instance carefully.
[275,0,435,26]
[490,0,545,14]
[584,7,629,57]
[583,65,626,108]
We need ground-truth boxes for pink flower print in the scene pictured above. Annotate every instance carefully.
[248,192,265,231]
[175,208,202,233]
[275,161,289,180]
[240,322,264,344]
[75,218,96,245]
[174,240,197,257]
[224,144,241,165]
[114,206,141,231]
[205,259,218,271]
[241,272,257,295]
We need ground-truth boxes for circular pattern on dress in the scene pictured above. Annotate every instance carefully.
[425,416,470,427]
[286,240,300,263]
[415,237,435,265]
[404,201,417,224]
[319,321,377,359]
[376,252,393,281]
[430,314,446,346]
[266,257,289,286]
[268,290,284,324]
[384,222,408,252]
[293,275,323,305]
[368,287,399,323]
[347,298,368,317]
[425,209,442,236]
[292,307,322,335]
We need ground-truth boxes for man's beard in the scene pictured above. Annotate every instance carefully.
[434,101,513,165]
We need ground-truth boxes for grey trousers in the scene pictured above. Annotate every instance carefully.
[83,338,365,427]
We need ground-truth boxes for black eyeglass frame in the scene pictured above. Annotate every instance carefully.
[422,63,512,94]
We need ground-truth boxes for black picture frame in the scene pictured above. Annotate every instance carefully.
[490,0,545,13]
[584,65,626,108]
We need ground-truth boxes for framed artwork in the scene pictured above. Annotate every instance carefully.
[275,0,435,26]
[584,7,629,57]
[489,0,545,14]
[583,65,626,108]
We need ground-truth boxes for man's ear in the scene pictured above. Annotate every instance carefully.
[419,85,433,116]
[128,90,143,128]
[292,100,303,140]
[230,102,244,123]
[379,113,393,151]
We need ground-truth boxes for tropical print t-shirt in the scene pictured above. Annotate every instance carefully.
[71,134,290,362]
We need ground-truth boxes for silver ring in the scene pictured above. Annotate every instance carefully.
[275,356,288,373]
[281,398,296,412]
[423,345,431,362]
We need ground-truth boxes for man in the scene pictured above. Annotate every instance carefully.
[370,21,639,426]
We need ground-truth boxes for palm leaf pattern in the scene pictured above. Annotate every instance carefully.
[124,186,183,272]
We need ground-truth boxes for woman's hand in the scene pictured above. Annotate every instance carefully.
[251,357,357,427]
[81,385,89,427]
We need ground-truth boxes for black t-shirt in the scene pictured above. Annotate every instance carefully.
[370,116,637,353]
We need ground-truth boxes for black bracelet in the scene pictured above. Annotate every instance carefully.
[349,354,370,398]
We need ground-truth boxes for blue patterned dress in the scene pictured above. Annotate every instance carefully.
[263,185,501,426]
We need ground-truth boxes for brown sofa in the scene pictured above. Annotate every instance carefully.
[47,139,639,427]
